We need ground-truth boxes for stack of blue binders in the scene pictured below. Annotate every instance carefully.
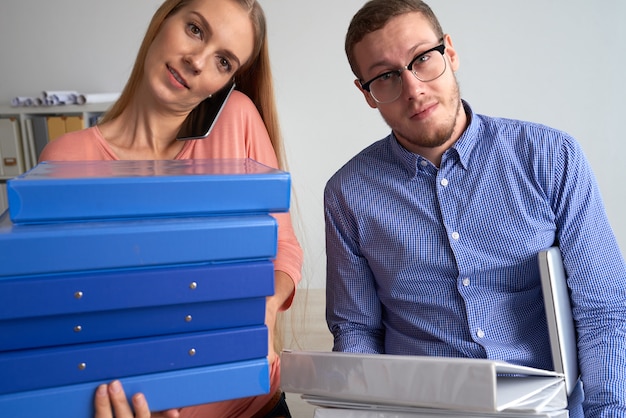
[0,158,291,417]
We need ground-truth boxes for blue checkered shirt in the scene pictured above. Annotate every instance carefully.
[324,101,626,417]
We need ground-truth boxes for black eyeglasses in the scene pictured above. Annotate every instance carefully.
[360,43,447,104]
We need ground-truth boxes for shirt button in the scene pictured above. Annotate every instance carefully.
[476,329,485,338]
[451,232,460,240]
[420,160,428,167]
[462,278,470,286]
[440,178,449,187]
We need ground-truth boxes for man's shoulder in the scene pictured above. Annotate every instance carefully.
[331,137,390,172]
[475,111,570,139]
[325,136,392,195]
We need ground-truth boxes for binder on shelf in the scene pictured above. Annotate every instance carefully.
[21,118,36,170]
[64,115,83,133]
[280,350,567,414]
[46,116,66,142]
[0,210,277,278]
[29,116,50,160]
[7,158,291,224]
[0,357,270,418]
[0,260,273,320]
[0,183,7,214]
[1,297,266,352]
[0,118,24,178]
[0,326,267,394]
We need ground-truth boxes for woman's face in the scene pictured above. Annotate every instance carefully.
[143,0,255,113]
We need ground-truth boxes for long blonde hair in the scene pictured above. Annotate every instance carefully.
[101,0,286,169]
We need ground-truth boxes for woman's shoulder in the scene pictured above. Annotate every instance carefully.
[210,89,266,136]
[38,126,112,161]
[221,90,262,120]
[226,89,256,108]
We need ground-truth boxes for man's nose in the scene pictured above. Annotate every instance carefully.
[400,69,425,98]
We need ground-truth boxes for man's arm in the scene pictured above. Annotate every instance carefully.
[551,135,626,416]
[324,181,385,354]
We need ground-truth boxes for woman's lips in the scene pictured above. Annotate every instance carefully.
[167,65,189,89]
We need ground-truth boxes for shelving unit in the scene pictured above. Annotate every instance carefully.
[0,102,113,212]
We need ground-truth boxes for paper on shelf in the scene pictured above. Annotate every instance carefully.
[42,91,79,106]
[75,92,120,105]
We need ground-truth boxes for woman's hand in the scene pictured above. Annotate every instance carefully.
[265,270,295,364]
[94,381,181,418]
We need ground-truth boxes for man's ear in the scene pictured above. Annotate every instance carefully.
[443,33,460,72]
[354,79,378,109]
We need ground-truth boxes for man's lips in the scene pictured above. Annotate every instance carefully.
[410,102,437,120]
[167,65,189,89]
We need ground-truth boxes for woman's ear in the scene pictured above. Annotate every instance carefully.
[354,79,378,109]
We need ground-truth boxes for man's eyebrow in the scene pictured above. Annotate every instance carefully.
[364,40,438,75]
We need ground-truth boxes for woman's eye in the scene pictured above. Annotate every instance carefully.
[219,57,233,73]
[188,23,202,38]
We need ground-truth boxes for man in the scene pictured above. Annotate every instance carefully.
[323,1,626,417]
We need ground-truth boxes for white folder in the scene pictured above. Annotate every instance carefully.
[281,350,567,414]
[282,248,578,416]
[312,405,569,418]
[537,247,580,396]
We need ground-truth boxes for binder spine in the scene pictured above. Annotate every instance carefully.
[0,213,278,278]
[0,260,274,320]
[0,326,268,394]
[0,358,270,418]
[0,297,266,352]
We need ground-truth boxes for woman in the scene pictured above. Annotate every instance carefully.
[39,0,303,417]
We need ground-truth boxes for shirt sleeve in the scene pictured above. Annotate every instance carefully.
[550,134,626,415]
[324,172,385,354]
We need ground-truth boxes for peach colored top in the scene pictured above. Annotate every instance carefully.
[39,90,302,294]
[39,90,303,417]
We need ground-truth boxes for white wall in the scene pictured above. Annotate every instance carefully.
[1,1,624,288]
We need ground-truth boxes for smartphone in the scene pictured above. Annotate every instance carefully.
[176,82,235,140]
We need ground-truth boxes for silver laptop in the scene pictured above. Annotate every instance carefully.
[537,247,580,396]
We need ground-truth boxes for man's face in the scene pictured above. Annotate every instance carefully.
[353,12,465,159]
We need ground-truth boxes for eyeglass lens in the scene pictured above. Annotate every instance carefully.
[369,47,446,103]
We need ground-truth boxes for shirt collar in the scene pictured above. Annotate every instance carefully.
[449,100,479,170]
[389,100,480,176]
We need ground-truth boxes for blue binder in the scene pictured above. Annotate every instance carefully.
[0,297,266,352]
[0,358,270,418]
[0,326,267,394]
[7,158,291,224]
[0,211,277,278]
[0,260,274,320]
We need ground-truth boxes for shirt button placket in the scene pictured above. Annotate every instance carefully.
[438,175,460,245]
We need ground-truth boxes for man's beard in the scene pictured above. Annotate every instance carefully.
[387,79,462,151]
